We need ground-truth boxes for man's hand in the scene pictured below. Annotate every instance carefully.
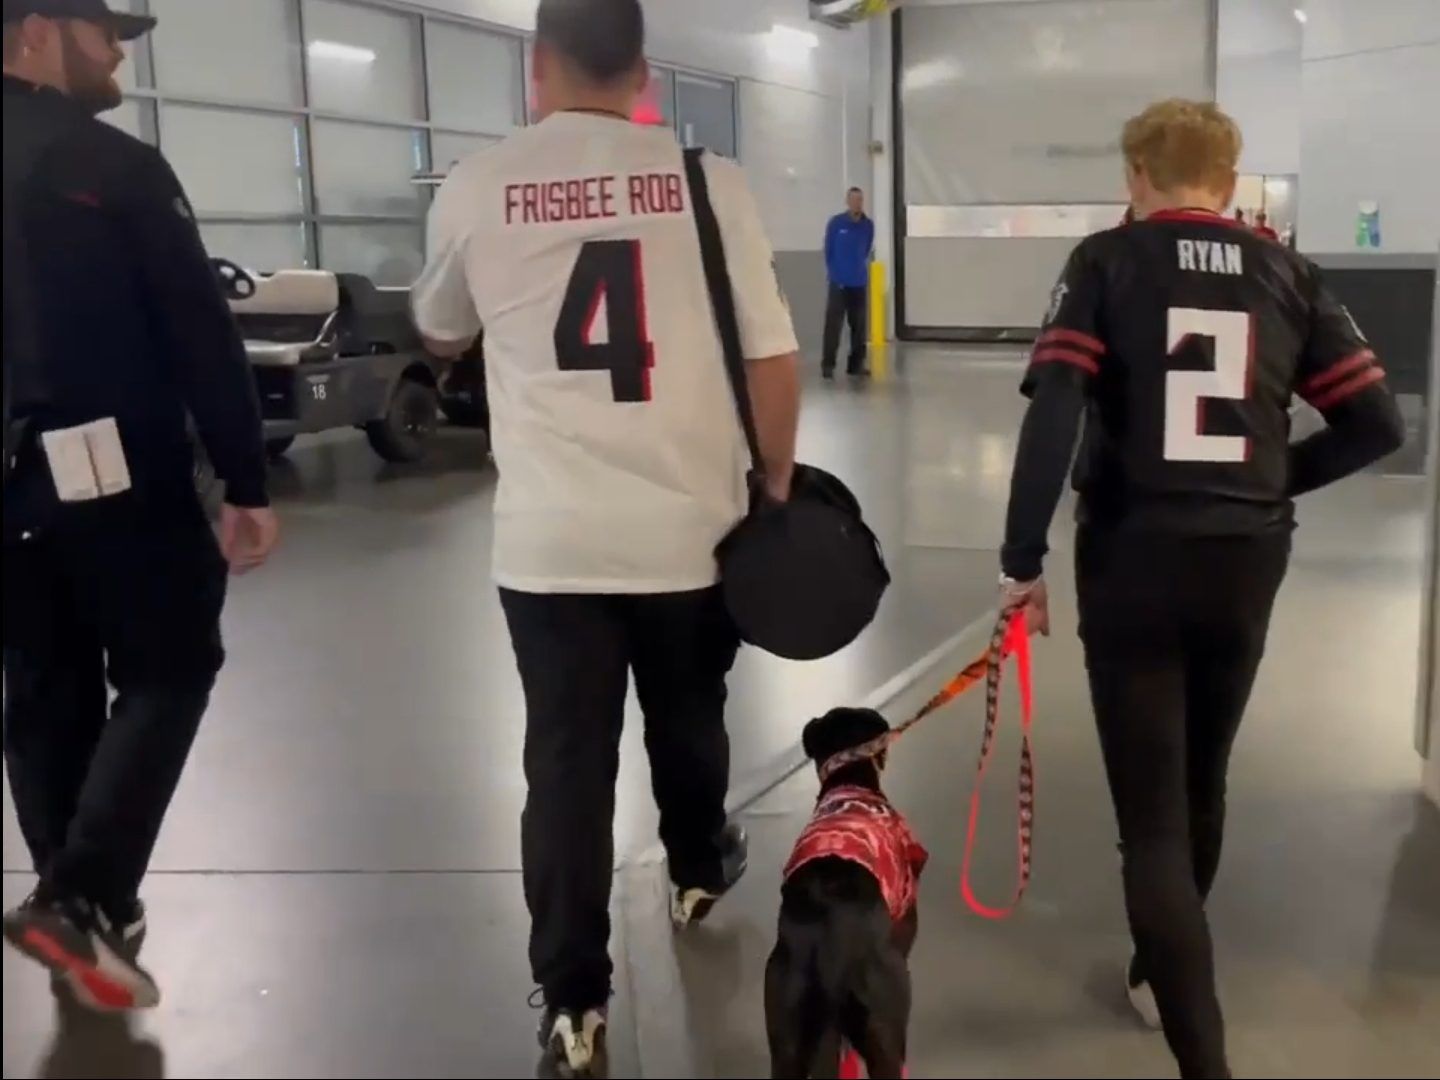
[421,333,475,360]
[1000,576,1050,637]
[219,504,280,575]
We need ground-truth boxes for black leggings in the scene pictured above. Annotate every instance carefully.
[1077,528,1291,1080]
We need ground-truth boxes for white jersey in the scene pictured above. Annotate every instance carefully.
[413,111,798,594]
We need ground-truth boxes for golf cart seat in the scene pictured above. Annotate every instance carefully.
[331,273,420,357]
[230,269,419,367]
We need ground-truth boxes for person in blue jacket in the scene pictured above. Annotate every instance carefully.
[822,187,875,379]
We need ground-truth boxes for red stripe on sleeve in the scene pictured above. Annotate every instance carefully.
[1301,350,1376,395]
[1030,347,1099,376]
[1036,328,1106,356]
[1305,366,1386,411]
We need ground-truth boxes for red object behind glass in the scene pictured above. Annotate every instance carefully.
[528,76,666,126]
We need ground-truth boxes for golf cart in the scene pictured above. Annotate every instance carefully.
[219,261,454,463]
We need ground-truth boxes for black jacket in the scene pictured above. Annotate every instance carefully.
[2,75,267,518]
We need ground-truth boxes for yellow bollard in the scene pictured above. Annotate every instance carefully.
[869,260,888,379]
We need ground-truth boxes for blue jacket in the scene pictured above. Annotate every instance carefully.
[824,212,874,289]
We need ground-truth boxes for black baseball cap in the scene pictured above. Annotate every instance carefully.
[3,0,156,40]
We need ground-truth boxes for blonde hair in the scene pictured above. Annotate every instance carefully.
[1122,99,1242,194]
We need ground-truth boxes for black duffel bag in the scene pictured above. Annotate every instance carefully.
[684,148,890,661]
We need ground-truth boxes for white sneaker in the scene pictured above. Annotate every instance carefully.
[669,822,748,929]
[1126,954,1163,1031]
[539,1005,607,1078]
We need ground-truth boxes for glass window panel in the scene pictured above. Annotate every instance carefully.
[149,0,302,106]
[200,222,310,273]
[102,98,146,141]
[311,120,427,218]
[676,73,736,158]
[159,105,307,216]
[637,66,676,131]
[425,20,523,134]
[318,222,424,286]
[303,0,424,121]
[431,131,500,175]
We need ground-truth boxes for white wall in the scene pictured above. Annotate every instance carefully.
[413,0,873,252]
[1216,0,1301,176]
[1298,0,1440,253]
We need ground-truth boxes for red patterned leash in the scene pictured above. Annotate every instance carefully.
[959,608,1035,920]
[814,605,1037,920]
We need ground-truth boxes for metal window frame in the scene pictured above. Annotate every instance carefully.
[673,69,740,158]
[1418,246,1440,762]
[120,0,525,270]
[120,0,742,273]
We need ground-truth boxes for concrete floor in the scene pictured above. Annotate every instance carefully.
[3,348,1437,1078]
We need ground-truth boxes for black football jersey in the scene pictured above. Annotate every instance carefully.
[1022,209,1389,534]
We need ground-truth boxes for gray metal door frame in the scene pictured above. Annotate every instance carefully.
[1417,245,1439,762]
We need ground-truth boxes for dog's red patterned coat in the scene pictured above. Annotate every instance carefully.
[783,785,929,921]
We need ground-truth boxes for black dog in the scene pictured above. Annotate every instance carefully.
[764,708,927,1079]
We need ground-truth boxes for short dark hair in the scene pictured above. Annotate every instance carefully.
[847,187,864,195]
[536,0,645,84]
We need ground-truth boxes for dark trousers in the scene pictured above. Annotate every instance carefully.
[499,585,740,1010]
[1076,527,1290,1080]
[3,498,226,913]
[822,284,867,375]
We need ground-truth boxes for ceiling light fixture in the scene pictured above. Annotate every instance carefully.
[769,24,820,51]
[1293,8,1308,23]
[307,40,377,64]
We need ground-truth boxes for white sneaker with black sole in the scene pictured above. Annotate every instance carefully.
[670,822,748,929]
[537,1004,608,1078]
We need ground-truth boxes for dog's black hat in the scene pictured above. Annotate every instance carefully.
[802,707,890,766]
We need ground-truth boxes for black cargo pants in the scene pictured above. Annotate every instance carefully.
[3,493,227,915]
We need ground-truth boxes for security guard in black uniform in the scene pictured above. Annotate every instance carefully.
[2,0,278,1011]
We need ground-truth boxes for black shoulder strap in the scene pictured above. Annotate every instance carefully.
[682,146,763,478]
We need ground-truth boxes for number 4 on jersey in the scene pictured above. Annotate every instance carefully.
[554,240,655,403]
[1165,307,1253,463]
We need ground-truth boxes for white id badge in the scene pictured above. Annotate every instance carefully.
[40,425,102,502]
[82,417,132,496]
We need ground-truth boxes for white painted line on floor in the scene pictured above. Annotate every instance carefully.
[625,604,1001,869]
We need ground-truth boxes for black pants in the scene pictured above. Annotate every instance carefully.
[499,586,740,1010]
[3,497,227,914]
[1076,527,1290,1080]
[822,284,867,375]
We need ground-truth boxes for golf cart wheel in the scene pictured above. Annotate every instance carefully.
[265,436,295,459]
[366,376,439,463]
[440,395,488,429]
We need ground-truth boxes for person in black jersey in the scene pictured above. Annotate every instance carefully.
[998,99,1405,1079]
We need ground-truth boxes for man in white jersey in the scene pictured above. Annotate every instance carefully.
[412,1,801,1074]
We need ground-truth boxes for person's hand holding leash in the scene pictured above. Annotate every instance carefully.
[219,504,280,575]
[1000,576,1050,637]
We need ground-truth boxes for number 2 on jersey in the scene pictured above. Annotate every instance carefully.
[1164,307,1252,463]
[554,240,655,403]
